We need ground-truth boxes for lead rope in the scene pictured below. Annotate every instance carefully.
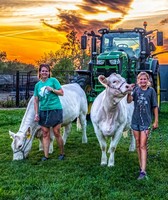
[147,127,162,159]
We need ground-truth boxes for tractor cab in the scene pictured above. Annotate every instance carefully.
[73,23,163,110]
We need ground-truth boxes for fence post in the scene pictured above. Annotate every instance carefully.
[16,71,20,107]
[25,71,32,100]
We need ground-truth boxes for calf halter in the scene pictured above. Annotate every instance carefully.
[14,133,33,159]
[108,80,126,94]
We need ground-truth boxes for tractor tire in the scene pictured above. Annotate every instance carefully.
[73,76,92,95]
[155,71,161,110]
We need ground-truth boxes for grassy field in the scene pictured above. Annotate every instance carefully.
[0,103,168,200]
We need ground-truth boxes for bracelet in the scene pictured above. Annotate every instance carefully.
[52,88,55,92]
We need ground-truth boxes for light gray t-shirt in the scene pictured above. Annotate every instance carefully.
[131,86,158,127]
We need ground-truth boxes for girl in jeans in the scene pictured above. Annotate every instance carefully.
[127,72,158,180]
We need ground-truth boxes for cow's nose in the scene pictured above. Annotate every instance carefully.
[125,84,130,89]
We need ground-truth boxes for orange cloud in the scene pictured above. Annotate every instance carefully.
[0,0,168,64]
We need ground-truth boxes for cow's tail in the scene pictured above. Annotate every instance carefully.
[77,117,82,131]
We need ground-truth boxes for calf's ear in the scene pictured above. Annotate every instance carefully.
[98,75,108,87]
[26,127,32,138]
[34,127,42,138]
[9,131,15,139]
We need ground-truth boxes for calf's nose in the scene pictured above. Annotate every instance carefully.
[18,144,22,149]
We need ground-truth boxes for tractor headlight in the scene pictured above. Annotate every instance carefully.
[109,59,120,65]
[97,60,105,65]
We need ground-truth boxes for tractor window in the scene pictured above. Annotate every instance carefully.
[102,37,116,52]
[102,32,141,58]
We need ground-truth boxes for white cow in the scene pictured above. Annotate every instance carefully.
[91,73,135,167]
[9,83,88,160]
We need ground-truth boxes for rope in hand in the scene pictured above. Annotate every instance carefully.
[147,127,163,159]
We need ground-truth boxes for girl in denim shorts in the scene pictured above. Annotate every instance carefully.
[127,72,158,180]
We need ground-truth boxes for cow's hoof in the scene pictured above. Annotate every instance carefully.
[129,147,135,152]
[82,139,88,143]
[39,148,43,151]
[101,162,107,166]
[108,164,114,167]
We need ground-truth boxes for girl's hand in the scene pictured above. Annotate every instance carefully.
[152,122,158,130]
[34,114,39,122]
[45,86,53,92]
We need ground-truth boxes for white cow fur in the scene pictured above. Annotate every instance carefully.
[9,83,88,160]
[90,73,135,167]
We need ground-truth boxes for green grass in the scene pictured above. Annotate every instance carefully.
[0,103,168,200]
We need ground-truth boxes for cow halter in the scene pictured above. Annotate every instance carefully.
[108,81,126,94]
[14,133,33,159]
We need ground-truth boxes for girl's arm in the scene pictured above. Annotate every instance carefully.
[52,88,64,96]
[127,93,133,103]
[45,86,64,96]
[127,84,135,103]
[34,96,39,122]
[152,106,158,129]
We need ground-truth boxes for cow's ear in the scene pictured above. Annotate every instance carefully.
[98,75,108,87]
[26,127,32,139]
[9,130,15,139]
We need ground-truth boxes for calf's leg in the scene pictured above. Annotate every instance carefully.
[79,113,87,143]
[108,130,123,167]
[93,124,107,165]
[129,130,136,152]
[62,124,72,145]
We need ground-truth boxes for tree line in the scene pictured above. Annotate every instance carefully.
[0,31,90,76]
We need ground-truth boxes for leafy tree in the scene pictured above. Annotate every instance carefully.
[52,57,74,84]
[37,30,90,71]
[0,51,7,61]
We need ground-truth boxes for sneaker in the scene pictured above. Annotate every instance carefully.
[41,156,49,161]
[137,171,148,180]
[58,154,65,160]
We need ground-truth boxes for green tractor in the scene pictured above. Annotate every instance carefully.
[71,22,163,112]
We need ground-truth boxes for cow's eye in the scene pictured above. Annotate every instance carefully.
[113,81,117,84]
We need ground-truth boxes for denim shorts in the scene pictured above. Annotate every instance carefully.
[39,109,63,128]
[131,124,149,131]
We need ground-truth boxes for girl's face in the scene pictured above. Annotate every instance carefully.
[138,75,148,88]
[40,66,50,79]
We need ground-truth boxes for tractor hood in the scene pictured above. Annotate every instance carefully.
[97,51,127,60]
[96,51,128,66]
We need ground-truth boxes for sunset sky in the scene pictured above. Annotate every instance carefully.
[0,0,168,65]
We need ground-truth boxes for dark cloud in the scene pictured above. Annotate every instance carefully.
[160,18,168,25]
[78,0,133,15]
[42,10,121,35]
[2,0,134,35]
[42,0,134,35]
[164,38,168,49]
